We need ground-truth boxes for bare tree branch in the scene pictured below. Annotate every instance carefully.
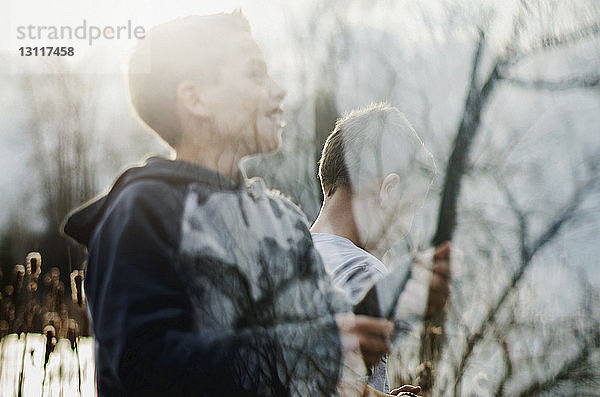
[516,343,595,397]
[527,174,599,262]
[432,29,489,246]
[495,175,529,263]
[452,172,599,395]
[494,339,513,397]
[420,31,497,392]
[538,22,600,48]
[498,74,600,90]
[509,21,600,65]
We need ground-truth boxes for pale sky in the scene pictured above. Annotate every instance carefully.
[2,0,309,73]
[0,0,305,228]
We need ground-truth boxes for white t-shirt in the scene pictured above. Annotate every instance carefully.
[312,232,390,393]
[312,233,388,303]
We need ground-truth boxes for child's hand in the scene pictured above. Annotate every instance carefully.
[425,241,451,318]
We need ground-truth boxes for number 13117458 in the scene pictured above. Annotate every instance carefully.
[19,47,74,56]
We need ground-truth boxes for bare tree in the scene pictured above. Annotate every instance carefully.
[11,56,161,275]
[20,69,97,269]
[410,2,600,393]
[243,2,600,394]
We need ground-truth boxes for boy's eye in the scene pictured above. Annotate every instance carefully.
[248,60,267,83]
[250,70,265,80]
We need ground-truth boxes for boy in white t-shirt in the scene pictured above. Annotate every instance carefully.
[312,103,451,396]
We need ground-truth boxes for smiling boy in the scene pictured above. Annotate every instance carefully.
[63,12,393,397]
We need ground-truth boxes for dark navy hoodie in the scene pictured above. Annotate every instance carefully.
[63,157,348,396]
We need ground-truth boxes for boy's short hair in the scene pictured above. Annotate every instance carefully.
[318,102,437,197]
[128,11,251,148]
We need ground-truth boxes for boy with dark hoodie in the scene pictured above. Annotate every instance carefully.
[63,12,400,397]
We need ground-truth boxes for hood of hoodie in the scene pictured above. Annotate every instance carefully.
[62,156,241,247]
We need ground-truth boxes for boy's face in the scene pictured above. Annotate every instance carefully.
[353,174,430,255]
[201,32,286,156]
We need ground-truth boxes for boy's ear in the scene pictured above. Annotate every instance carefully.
[379,173,401,207]
[176,80,209,118]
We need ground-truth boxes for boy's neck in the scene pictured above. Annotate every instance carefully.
[176,142,244,181]
[311,188,362,249]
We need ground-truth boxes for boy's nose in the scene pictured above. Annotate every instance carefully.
[270,78,286,102]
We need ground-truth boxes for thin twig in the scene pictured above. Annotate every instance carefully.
[498,75,600,90]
